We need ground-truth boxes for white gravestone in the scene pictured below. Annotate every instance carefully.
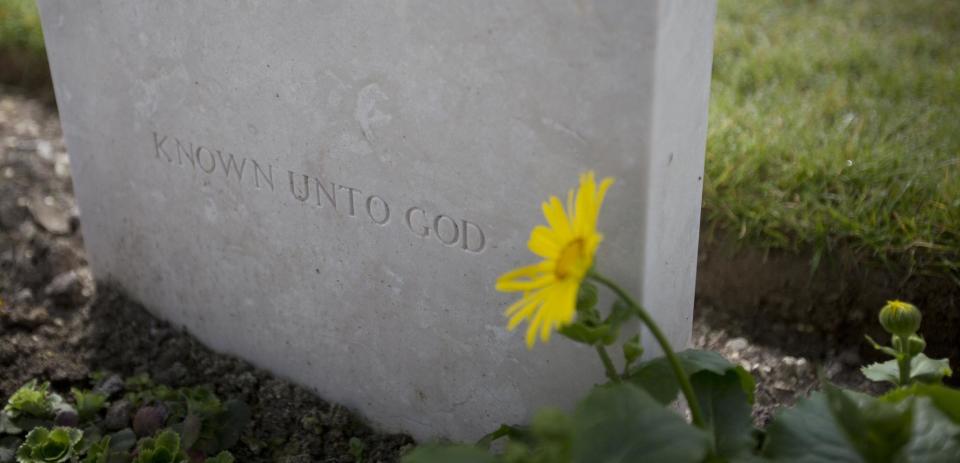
[37,0,717,440]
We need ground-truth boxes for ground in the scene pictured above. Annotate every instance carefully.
[0,91,883,461]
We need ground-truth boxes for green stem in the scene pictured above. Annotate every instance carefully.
[897,334,911,386]
[595,346,621,383]
[588,271,707,430]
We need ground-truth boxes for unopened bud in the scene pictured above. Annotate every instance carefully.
[879,300,921,337]
[907,335,926,355]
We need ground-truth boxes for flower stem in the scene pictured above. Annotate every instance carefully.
[896,334,911,386]
[595,346,621,383]
[588,271,707,430]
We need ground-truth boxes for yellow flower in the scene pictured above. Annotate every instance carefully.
[496,171,614,349]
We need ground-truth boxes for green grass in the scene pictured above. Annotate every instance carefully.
[0,0,48,90]
[706,0,960,280]
[0,0,43,54]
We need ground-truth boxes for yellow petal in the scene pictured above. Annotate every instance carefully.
[587,177,614,232]
[559,282,579,324]
[503,292,533,317]
[496,262,549,292]
[525,305,547,349]
[574,172,595,236]
[528,226,561,258]
[496,274,553,292]
[542,197,572,240]
[507,300,538,330]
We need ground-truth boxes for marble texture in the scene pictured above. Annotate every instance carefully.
[37,0,717,440]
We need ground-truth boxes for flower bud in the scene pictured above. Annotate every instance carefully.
[907,334,926,356]
[878,300,921,337]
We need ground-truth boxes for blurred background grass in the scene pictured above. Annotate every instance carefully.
[1,0,958,281]
[705,0,959,281]
[0,0,48,91]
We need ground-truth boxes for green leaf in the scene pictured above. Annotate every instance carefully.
[822,383,913,462]
[604,300,632,329]
[626,349,755,405]
[402,445,498,463]
[177,415,201,450]
[762,391,867,462]
[576,282,598,312]
[154,430,179,452]
[183,387,221,419]
[881,383,960,424]
[558,322,616,346]
[107,429,136,452]
[212,399,249,452]
[764,383,960,463]
[570,383,709,463]
[692,370,757,459]
[909,354,953,384]
[349,437,365,462]
[14,427,82,463]
[71,390,108,423]
[476,424,530,449]
[861,360,900,386]
[4,380,53,420]
[864,335,899,358]
[530,408,573,462]
[898,397,960,462]
[622,334,643,368]
[81,436,110,463]
[862,354,953,386]
[204,452,234,463]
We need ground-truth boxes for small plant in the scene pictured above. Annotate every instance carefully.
[0,376,248,463]
[15,427,82,463]
[862,300,953,387]
[202,452,234,463]
[69,390,107,424]
[349,437,365,463]
[4,381,53,421]
[80,436,110,463]
[2,381,73,437]
[132,429,186,463]
[174,386,249,457]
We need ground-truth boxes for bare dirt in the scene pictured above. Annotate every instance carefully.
[696,231,959,385]
[0,87,913,460]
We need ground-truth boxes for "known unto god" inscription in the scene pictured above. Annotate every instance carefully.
[151,131,487,253]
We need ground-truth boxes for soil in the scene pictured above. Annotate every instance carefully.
[0,87,907,460]
[0,50,52,100]
[696,230,960,384]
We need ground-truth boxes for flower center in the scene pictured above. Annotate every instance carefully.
[555,238,586,280]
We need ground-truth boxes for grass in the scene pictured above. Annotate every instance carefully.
[0,0,47,90]
[705,0,960,281]
[0,0,43,54]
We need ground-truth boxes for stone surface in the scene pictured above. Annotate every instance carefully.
[37,0,717,440]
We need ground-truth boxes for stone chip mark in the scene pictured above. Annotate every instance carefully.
[355,83,392,145]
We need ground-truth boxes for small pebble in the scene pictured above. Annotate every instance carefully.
[104,400,132,431]
[725,337,749,352]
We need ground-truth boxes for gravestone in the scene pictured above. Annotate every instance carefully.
[37,0,717,440]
